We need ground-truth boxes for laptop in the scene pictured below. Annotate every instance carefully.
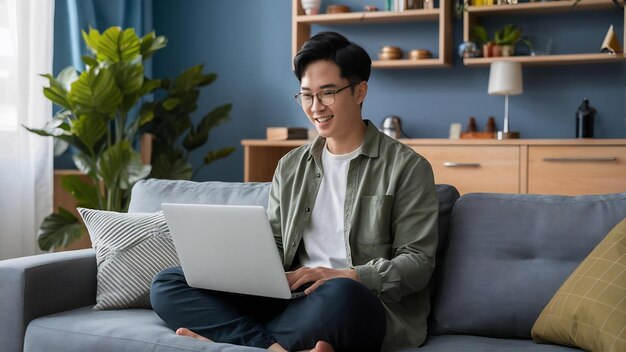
[161,203,306,299]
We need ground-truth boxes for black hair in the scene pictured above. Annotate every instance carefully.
[293,31,371,84]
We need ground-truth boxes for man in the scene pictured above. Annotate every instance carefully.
[151,31,439,352]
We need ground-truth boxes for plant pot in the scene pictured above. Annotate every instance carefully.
[301,0,321,15]
[483,43,495,57]
[492,45,503,57]
[500,45,515,57]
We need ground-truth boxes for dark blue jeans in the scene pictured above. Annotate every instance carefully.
[150,266,386,351]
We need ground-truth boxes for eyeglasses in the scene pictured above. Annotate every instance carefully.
[294,84,354,108]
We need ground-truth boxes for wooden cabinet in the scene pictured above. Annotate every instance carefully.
[293,0,452,68]
[241,139,626,195]
[528,145,626,195]
[412,145,520,194]
[463,0,626,66]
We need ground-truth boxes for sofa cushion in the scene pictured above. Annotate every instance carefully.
[430,192,626,338]
[531,218,626,352]
[427,184,460,302]
[129,180,458,233]
[78,209,179,310]
[128,179,271,213]
[24,306,263,352]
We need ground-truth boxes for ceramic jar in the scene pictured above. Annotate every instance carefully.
[301,0,321,15]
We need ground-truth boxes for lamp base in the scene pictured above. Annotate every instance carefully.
[497,131,520,140]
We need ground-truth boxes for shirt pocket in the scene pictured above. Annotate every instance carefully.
[355,195,394,246]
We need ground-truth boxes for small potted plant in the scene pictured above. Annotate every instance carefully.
[494,24,522,57]
[470,25,495,57]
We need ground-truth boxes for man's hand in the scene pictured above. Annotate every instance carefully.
[286,267,360,295]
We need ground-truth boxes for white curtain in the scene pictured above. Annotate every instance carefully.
[0,0,54,260]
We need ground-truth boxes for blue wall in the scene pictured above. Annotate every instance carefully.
[56,0,626,181]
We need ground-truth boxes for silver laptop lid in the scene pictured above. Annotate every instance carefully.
[161,203,293,299]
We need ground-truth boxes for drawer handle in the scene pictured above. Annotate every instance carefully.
[443,162,481,167]
[542,157,617,162]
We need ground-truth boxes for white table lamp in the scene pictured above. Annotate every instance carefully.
[488,61,523,139]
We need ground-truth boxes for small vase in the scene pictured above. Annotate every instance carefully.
[301,0,321,15]
[483,43,495,57]
[500,45,515,57]
[492,45,503,57]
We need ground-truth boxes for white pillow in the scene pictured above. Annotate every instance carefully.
[78,208,179,310]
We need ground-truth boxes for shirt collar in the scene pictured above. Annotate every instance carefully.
[307,119,380,161]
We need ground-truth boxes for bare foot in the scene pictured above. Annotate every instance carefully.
[175,327,213,342]
[311,340,334,352]
[268,342,289,352]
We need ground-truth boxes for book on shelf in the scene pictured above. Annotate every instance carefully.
[266,127,309,140]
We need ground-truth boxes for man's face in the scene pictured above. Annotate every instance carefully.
[299,60,366,141]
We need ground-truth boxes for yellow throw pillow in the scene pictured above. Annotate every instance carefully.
[532,218,626,352]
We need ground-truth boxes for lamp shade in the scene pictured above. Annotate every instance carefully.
[488,61,523,96]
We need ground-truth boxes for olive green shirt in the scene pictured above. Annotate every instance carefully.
[267,120,439,351]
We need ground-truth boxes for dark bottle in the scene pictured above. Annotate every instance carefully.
[466,116,477,133]
[485,116,496,133]
[575,98,596,138]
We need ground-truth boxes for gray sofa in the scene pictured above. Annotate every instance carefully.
[2,179,625,352]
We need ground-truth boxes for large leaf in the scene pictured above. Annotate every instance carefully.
[110,62,144,96]
[82,55,99,68]
[198,104,232,134]
[182,126,207,151]
[69,68,123,118]
[61,175,100,209]
[37,208,85,251]
[82,27,102,55]
[34,109,73,155]
[172,65,215,93]
[71,114,107,152]
[168,90,200,116]
[139,78,161,96]
[41,67,75,109]
[54,138,69,157]
[203,147,235,165]
[181,104,231,152]
[24,110,74,154]
[73,152,98,178]
[96,27,141,63]
[140,31,167,60]
[23,109,71,138]
[98,141,151,191]
[163,98,181,111]
[198,73,217,87]
[150,152,192,180]
[138,102,156,127]
[109,62,145,112]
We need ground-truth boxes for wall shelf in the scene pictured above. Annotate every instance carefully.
[293,0,452,69]
[372,58,447,68]
[467,0,618,16]
[464,52,624,66]
[294,8,440,24]
[463,0,626,66]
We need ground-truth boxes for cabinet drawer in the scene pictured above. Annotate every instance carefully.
[528,146,626,195]
[412,146,520,195]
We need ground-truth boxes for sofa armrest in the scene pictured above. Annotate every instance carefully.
[0,249,96,352]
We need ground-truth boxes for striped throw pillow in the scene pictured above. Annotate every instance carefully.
[78,208,180,310]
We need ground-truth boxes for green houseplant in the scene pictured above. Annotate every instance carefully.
[140,65,235,180]
[494,24,522,56]
[27,26,233,250]
[471,24,522,57]
[470,24,496,57]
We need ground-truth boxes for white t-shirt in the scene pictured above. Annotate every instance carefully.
[298,143,362,269]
